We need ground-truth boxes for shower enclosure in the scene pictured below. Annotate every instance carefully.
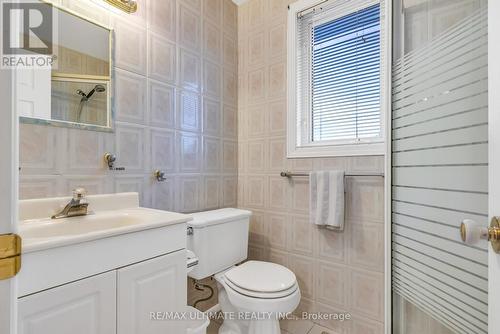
[391,0,488,333]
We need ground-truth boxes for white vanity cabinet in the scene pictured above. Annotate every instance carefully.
[17,193,192,334]
[18,271,117,334]
[18,250,187,334]
[117,250,187,334]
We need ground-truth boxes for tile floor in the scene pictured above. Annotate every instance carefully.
[206,318,337,334]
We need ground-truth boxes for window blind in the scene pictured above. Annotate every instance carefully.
[296,0,383,144]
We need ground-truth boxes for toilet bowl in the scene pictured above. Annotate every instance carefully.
[187,209,301,334]
[215,261,301,334]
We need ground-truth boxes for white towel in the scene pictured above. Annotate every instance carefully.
[310,171,345,230]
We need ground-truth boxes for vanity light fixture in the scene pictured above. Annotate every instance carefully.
[103,0,137,13]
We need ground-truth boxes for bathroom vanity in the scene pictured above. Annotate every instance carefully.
[16,193,191,334]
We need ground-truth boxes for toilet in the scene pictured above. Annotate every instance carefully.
[187,208,301,334]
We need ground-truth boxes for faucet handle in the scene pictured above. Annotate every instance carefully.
[72,187,87,200]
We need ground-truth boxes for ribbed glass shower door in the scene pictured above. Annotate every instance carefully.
[391,1,488,333]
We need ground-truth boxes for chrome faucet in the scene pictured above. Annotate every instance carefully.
[51,188,89,219]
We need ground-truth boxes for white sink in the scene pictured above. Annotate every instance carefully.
[17,192,192,297]
[19,192,192,253]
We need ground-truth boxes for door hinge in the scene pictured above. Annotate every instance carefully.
[0,234,21,280]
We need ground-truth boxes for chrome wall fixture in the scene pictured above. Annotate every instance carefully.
[104,153,125,171]
[154,170,166,182]
[103,0,137,13]
[104,153,116,169]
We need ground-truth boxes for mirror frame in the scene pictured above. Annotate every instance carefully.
[19,1,114,133]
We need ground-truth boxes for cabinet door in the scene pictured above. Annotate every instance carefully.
[18,271,116,334]
[117,251,187,334]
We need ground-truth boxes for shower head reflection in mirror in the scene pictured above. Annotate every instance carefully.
[76,84,106,121]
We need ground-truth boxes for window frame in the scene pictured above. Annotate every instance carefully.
[287,0,388,158]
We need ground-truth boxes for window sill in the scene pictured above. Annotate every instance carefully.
[287,141,386,158]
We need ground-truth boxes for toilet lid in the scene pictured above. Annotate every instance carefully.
[224,261,297,293]
[224,277,299,299]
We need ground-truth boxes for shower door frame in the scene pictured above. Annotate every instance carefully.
[383,1,393,334]
[487,1,500,332]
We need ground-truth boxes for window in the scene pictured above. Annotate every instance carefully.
[287,0,386,157]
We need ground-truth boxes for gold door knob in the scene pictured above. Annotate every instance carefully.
[460,217,500,253]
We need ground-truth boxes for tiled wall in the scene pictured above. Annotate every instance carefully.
[19,0,239,213]
[237,1,385,333]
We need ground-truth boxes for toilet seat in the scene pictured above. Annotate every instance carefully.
[224,277,299,299]
[220,261,299,299]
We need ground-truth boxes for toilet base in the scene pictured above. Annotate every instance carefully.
[217,281,283,334]
[247,318,281,334]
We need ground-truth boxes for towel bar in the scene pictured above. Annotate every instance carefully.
[280,171,385,178]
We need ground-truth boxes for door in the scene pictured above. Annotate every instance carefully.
[488,1,500,332]
[117,251,187,334]
[0,40,19,334]
[14,68,51,119]
[17,271,116,334]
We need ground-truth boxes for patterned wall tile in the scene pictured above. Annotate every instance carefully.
[151,129,176,173]
[203,0,222,24]
[349,268,384,321]
[349,221,385,273]
[223,34,237,67]
[203,98,221,135]
[180,48,201,92]
[147,0,176,41]
[19,176,61,199]
[223,104,238,139]
[346,177,385,223]
[178,90,201,131]
[149,80,176,128]
[223,0,237,34]
[19,124,62,174]
[115,69,147,124]
[268,99,286,135]
[315,261,348,309]
[203,137,221,172]
[289,254,315,299]
[223,140,238,172]
[176,175,201,213]
[149,32,177,83]
[289,215,315,256]
[247,139,267,172]
[204,176,221,209]
[152,177,176,211]
[115,124,147,173]
[223,68,238,105]
[266,214,288,251]
[66,129,112,174]
[113,18,147,74]
[203,60,221,98]
[204,20,222,62]
[63,175,112,195]
[179,2,201,52]
[269,176,287,210]
[222,176,238,207]
[269,24,286,59]
[178,131,201,172]
[114,175,148,206]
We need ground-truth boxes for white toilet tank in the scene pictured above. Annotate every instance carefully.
[187,208,252,280]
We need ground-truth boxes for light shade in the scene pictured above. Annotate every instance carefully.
[103,0,137,14]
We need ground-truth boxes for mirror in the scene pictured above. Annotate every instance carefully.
[16,2,113,131]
